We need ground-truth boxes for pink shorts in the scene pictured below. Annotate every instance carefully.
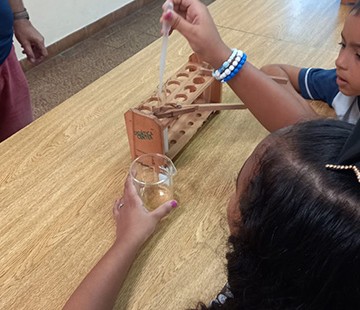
[0,45,33,142]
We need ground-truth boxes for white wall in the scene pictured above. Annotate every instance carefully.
[15,0,131,59]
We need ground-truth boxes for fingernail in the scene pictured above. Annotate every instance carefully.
[164,10,172,20]
[171,200,178,208]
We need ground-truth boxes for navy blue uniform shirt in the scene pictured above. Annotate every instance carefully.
[0,0,14,65]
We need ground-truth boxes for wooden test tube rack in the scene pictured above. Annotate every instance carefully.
[124,53,224,160]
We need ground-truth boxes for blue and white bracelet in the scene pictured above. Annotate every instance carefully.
[212,48,247,83]
[212,48,239,78]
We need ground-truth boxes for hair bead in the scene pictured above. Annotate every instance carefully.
[325,164,360,183]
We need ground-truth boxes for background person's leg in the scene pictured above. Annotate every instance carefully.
[0,46,33,142]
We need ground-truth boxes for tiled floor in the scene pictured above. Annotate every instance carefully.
[25,0,215,119]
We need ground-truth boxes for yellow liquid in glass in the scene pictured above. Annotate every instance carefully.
[140,184,173,211]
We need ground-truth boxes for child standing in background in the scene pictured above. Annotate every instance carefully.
[0,0,47,142]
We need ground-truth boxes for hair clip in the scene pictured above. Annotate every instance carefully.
[325,164,360,183]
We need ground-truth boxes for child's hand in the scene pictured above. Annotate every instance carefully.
[64,175,177,309]
[161,0,231,68]
[113,175,178,247]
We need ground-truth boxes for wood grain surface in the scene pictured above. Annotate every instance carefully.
[0,0,348,309]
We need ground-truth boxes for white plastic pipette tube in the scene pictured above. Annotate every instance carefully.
[158,1,174,103]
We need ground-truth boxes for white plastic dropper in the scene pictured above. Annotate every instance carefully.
[158,1,174,103]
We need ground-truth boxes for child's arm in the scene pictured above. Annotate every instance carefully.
[162,0,318,132]
[63,236,142,310]
[225,62,317,132]
[63,176,178,310]
[9,0,48,64]
[260,64,302,93]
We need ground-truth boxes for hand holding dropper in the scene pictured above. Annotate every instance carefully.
[158,0,174,104]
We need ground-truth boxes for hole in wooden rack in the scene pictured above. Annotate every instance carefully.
[142,96,160,109]
[175,94,188,102]
[193,77,205,84]
[167,80,180,92]
[138,105,153,114]
[138,104,151,110]
[148,96,159,102]
[170,140,177,145]
[184,85,196,93]
[185,65,197,72]
[168,80,181,86]
[163,88,172,96]
[179,130,185,135]
[140,109,152,115]
[155,89,171,105]
[177,73,189,79]
[196,113,202,117]
[188,121,194,126]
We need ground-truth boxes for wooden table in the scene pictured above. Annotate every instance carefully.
[0,0,346,309]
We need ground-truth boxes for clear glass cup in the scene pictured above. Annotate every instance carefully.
[129,153,177,211]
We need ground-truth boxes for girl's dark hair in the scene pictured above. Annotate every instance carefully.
[350,1,360,15]
[196,119,360,309]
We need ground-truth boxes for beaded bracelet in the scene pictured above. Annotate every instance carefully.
[212,48,239,79]
[212,49,247,83]
[221,53,247,83]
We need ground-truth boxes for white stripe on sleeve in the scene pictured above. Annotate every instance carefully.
[304,68,314,100]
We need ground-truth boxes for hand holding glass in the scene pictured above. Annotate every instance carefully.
[130,153,177,211]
